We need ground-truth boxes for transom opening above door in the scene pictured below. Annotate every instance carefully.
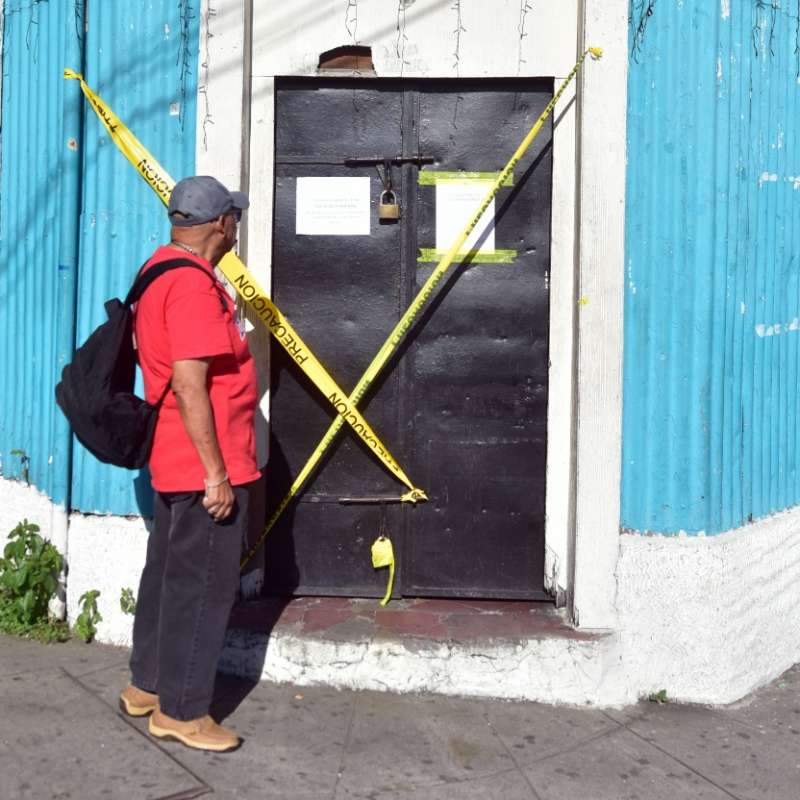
[318,45,376,75]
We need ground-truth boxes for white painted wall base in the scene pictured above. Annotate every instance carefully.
[64,512,148,646]
[0,478,64,545]
[0,478,144,645]
[69,503,800,706]
[616,507,800,705]
[3,476,800,707]
[0,478,69,618]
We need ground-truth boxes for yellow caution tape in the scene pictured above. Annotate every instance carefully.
[240,46,602,570]
[64,69,424,499]
[417,248,518,264]
[371,536,395,607]
[416,171,515,186]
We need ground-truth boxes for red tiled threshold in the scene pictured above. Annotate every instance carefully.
[228,596,597,644]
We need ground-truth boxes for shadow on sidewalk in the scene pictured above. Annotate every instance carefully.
[209,673,263,724]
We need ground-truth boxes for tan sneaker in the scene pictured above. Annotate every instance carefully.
[148,707,241,752]
[119,685,158,717]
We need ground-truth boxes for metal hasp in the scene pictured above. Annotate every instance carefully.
[375,158,402,220]
[343,155,436,166]
[274,155,436,166]
[268,77,553,600]
[339,496,410,504]
[358,157,435,222]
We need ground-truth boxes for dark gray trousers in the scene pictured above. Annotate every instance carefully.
[129,483,251,720]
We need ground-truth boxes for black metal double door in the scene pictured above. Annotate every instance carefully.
[265,78,552,600]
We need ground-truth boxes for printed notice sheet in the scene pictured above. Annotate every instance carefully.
[435,180,496,254]
[296,177,371,236]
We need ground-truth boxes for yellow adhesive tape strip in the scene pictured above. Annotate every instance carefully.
[64,69,423,499]
[417,248,517,264]
[239,46,602,570]
[417,170,515,187]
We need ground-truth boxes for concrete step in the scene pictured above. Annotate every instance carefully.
[221,597,623,706]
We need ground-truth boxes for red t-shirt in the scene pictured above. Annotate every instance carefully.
[133,245,261,492]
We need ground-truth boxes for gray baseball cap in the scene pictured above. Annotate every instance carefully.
[168,175,249,227]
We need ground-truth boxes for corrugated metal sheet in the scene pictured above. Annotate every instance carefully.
[623,2,800,534]
[70,1,198,515]
[0,2,198,516]
[0,1,75,503]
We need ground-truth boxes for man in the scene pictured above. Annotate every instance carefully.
[119,176,260,752]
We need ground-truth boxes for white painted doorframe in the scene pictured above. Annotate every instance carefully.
[197,0,629,627]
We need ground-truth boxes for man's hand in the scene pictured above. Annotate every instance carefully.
[202,478,235,522]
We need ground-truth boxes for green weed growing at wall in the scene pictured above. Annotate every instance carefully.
[0,520,69,642]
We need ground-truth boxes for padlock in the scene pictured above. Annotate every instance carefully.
[378,189,401,220]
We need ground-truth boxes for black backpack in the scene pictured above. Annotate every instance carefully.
[55,258,215,469]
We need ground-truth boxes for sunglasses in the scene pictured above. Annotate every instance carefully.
[228,208,242,223]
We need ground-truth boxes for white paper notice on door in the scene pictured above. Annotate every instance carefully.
[295,176,371,236]
[435,181,496,254]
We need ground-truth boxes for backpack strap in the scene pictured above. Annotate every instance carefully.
[124,258,221,306]
[155,377,173,407]
[126,258,230,409]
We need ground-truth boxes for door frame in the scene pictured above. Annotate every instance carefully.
[196,0,628,629]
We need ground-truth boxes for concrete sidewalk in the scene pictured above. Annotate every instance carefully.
[1,634,798,800]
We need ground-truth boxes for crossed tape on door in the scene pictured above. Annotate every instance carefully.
[64,69,425,506]
[242,46,602,569]
[66,46,602,587]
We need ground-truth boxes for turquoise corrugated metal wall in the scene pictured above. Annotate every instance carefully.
[623,1,800,534]
[0,1,198,515]
[0,1,77,504]
[71,2,199,515]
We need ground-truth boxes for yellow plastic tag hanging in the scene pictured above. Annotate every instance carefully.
[371,536,395,607]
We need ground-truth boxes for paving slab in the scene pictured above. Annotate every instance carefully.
[485,694,619,765]
[621,701,800,800]
[335,692,516,796]
[724,663,800,736]
[78,661,532,799]
[77,661,355,798]
[0,667,204,800]
[524,727,733,800]
[335,768,536,800]
[0,636,128,679]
